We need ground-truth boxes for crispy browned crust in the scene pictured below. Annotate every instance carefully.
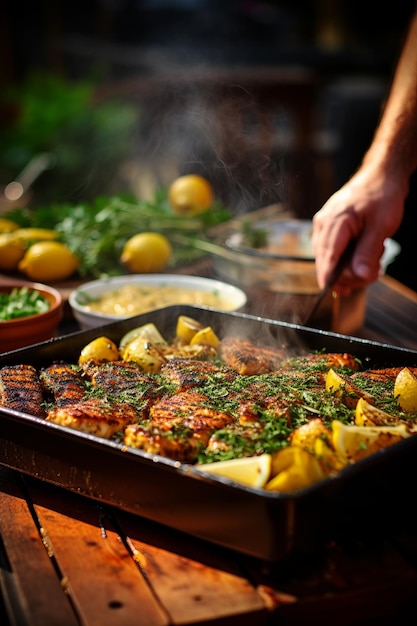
[40,363,86,407]
[150,391,236,435]
[160,358,236,391]
[0,364,46,417]
[219,337,286,375]
[124,423,203,463]
[46,397,137,438]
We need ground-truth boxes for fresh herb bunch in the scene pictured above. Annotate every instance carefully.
[4,190,232,277]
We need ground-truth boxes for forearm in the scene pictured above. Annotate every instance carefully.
[363,10,417,182]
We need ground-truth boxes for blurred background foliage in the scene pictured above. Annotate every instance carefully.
[0,73,139,205]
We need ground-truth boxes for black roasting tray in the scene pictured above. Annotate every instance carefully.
[1,305,417,562]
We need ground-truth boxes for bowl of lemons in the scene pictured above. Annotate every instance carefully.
[69,274,247,330]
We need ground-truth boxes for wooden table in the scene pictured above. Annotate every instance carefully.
[2,271,417,625]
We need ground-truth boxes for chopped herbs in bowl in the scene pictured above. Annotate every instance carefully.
[0,286,50,321]
[0,282,63,352]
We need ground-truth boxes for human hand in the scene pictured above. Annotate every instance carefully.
[312,165,407,294]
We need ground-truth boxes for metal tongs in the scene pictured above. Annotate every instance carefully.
[303,238,357,326]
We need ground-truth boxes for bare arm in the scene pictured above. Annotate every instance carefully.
[312,8,417,293]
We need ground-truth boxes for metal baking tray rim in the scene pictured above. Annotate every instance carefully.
[2,305,417,561]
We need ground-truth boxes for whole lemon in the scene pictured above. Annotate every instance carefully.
[0,233,26,271]
[120,232,172,273]
[0,217,19,233]
[18,241,80,282]
[168,174,214,215]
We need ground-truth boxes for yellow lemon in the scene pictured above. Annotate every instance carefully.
[168,174,214,215]
[355,397,397,426]
[0,217,19,232]
[189,326,220,348]
[0,233,26,271]
[266,446,325,492]
[78,336,119,365]
[394,367,417,412]
[331,419,410,463]
[120,232,172,273]
[196,454,272,489]
[18,241,79,282]
[176,315,204,344]
[12,227,59,242]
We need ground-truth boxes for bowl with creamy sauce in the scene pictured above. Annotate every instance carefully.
[69,274,247,329]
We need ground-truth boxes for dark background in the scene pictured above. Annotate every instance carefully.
[1,0,417,288]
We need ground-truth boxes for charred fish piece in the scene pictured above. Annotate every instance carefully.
[0,364,46,417]
[88,360,166,419]
[40,362,87,407]
[160,358,236,391]
[46,396,137,438]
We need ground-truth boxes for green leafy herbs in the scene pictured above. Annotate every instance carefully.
[4,192,232,278]
[240,219,269,248]
[0,287,50,320]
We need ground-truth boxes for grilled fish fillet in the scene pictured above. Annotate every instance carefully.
[219,337,286,375]
[88,360,165,419]
[150,391,235,436]
[40,363,86,407]
[124,424,203,462]
[0,364,46,417]
[160,358,236,391]
[46,397,137,438]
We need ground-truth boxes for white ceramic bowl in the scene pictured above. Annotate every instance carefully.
[69,274,247,329]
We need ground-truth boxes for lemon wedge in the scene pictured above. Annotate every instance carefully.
[266,446,325,492]
[326,368,374,408]
[176,315,204,344]
[119,323,167,353]
[196,454,272,488]
[394,367,417,413]
[189,326,220,348]
[332,418,410,462]
[355,397,397,426]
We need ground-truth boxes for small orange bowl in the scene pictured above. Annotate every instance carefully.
[0,281,63,353]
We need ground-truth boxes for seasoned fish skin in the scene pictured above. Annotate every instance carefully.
[219,338,286,375]
[160,358,236,391]
[89,361,166,419]
[124,423,203,463]
[46,397,137,438]
[150,391,235,436]
[0,364,46,417]
[40,363,86,407]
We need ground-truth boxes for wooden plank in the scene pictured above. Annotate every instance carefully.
[24,477,169,626]
[115,511,269,626]
[0,468,79,626]
[246,537,417,625]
